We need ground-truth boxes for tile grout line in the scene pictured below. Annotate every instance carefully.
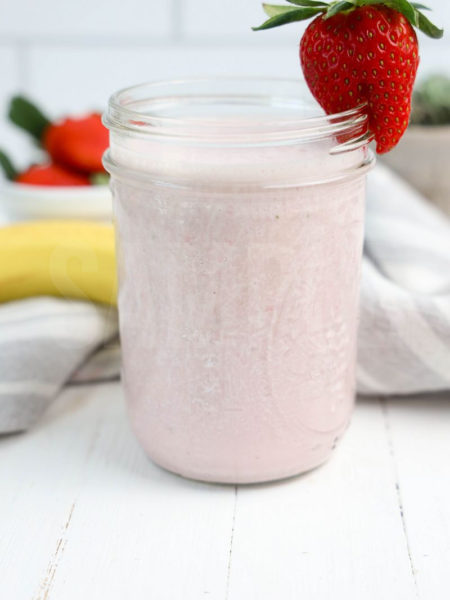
[1,35,445,47]
[225,485,238,600]
[0,35,298,48]
[380,397,421,600]
[171,0,184,42]
[15,41,30,92]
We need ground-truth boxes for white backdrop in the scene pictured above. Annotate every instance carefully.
[0,0,449,165]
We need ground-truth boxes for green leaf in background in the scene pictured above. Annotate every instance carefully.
[9,96,51,144]
[411,75,450,124]
[415,8,444,38]
[0,149,18,181]
[253,6,325,30]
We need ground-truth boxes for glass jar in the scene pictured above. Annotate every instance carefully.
[103,78,374,484]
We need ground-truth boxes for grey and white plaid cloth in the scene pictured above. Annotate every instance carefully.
[359,164,450,394]
[0,164,449,434]
[0,299,119,433]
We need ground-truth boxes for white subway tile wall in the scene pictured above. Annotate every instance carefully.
[181,0,305,41]
[0,0,449,159]
[0,0,172,37]
[27,45,299,116]
[0,47,32,166]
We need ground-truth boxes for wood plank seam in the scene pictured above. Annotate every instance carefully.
[381,398,421,600]
[32,411,104,600]
[33,502,76,600]
[225,486,238,600]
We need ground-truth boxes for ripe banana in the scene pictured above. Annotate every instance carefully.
[0,220,117,305]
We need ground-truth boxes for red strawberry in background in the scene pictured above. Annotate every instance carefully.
[44,113,107,174]
[15,164,90,186]
[8,96,108,174]
[0,149,91,187]
[254,0,443,153]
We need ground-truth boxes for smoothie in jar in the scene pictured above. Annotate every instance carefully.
[104,78,374,484]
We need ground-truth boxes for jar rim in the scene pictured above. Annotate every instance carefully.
[103,76,372,147]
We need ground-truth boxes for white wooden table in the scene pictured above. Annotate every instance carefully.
[0,382,449,600]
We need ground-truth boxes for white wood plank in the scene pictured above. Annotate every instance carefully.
[0,386,109,600]
[227,398,417,600]
[29,383,235,600]
[384,393,450,600]
[2,385,448,600]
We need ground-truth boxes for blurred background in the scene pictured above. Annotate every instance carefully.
[0,0,449,165]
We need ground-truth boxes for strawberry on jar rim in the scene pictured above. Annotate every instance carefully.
[253,0,443,153]
[8,97,109,174]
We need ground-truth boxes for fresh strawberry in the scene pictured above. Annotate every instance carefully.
[301,5,420,153]
[15,164,90,186]
[44,113,108,174]
[9,97,108,174]
[1,150,88,186]
[254,0,443,153]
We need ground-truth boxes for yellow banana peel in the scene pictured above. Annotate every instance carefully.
[0,220,117,305]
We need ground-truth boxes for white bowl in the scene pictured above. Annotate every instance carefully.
[0,181,112,222]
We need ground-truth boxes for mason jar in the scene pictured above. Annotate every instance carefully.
[103,78,374,484]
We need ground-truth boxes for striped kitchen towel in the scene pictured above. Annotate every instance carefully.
[0,298,119,433]
[358,163,450,395]
[0,164,449,434]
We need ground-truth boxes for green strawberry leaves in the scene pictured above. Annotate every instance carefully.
[254,0,443,38]
[253,6,325,29]
[9,96,51,144]
[324,1,354,18]
[351,0,442,36]
[357,0,418,26]
[0,149,18,181]
[416,9,444,37]
[385,0,443,37]
[285,0,328,6]
[263,4,303,17]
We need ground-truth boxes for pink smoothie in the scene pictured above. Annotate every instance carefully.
[110,131,367,483]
